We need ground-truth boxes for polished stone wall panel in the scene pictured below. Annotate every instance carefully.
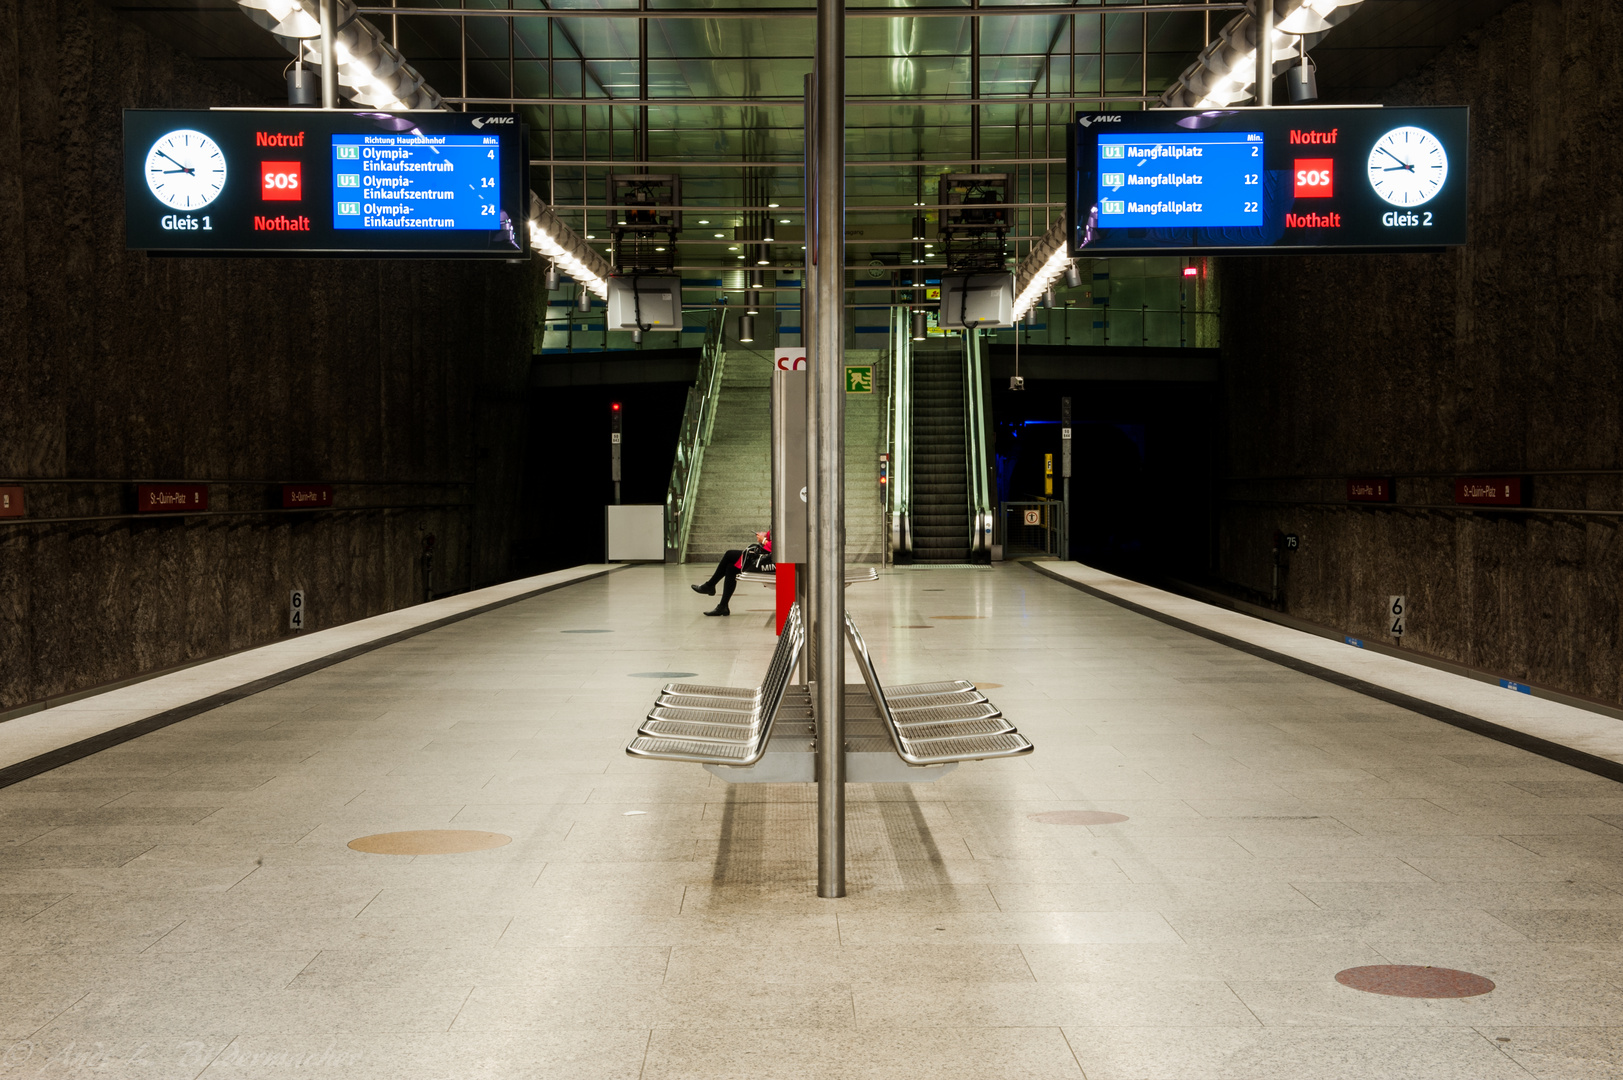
[0,1,535,709]
[1217,0,1623,703]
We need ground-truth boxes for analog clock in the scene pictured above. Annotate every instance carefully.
[144,129,227,210]
[1367,126,1448,207]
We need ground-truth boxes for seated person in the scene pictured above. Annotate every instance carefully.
[691,530,772,617]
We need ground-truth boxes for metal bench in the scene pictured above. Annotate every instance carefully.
[844,612,1035,766]
[624,602,804,765]
[624,599,1032,776]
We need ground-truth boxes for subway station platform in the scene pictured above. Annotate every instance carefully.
[2,563,1623,1079]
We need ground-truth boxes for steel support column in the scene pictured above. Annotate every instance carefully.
[803,72,819,694]
[813,0,846,900]
[1255,0,1273,107]
[319,0,337,108]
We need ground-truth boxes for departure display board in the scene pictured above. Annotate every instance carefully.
[124,109,527,257]
[1069,106,1469,255]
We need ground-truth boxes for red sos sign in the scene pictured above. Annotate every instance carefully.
[261,161,303,201]
[1294,158,1334,198]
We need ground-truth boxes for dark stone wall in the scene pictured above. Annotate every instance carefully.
[0,2,538,709]
[1217,0,1623,703]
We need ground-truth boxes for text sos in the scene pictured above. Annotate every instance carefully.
[1293,158,1334,198]
[1382,211,1434,227]
[261,160,303,202]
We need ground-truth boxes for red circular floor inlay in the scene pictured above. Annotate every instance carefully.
[1028,810,1129,826]
[1334,965,1495,999]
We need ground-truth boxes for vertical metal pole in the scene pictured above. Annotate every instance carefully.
[1060,395,1071,561]
[969,0,981,164]
[1255,0,1273,107]
[460,13,469,112]
[813,0,846,900]
[319,0,337,109]
[639,0,649,167]
[802,73,820,692]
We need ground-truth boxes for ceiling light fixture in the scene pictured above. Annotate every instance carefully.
[529,194,611,300]
[1159,0,1363,108]
[1011,217,1072,321]
[244,1,443,110]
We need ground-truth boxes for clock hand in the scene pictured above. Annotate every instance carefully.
[1376,146,1409,168]
[1382,164,1416,172]
[155,150,195,175]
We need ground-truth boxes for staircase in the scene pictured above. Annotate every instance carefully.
[685,347,887,564]
[686,347,772,563]
[909,342,970,563]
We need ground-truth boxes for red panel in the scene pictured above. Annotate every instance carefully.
[775,563,797,637]
[0,486,22,518]
[1455,477,1523,505]
[1293,158,1334,198]
[281,484,334,509]
[1346,477,1393,503]
[260,160,303,201]
[137,484,208,513]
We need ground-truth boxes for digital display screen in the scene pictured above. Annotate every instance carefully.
[1069,106,1469,255]
[1097,131,1265,229]
[123,109,527,257]
[330,133,502,231]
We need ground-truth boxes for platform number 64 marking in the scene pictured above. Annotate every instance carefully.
[290,590,305,632]
[1388,595,1406,638]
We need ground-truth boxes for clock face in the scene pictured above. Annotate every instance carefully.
[1367,126,1448,207]
[144,129,227,210]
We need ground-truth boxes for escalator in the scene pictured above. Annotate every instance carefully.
[909,343,972,563]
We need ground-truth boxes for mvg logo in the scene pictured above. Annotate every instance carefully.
[1078,115,1123,128]
[471,116,515,128]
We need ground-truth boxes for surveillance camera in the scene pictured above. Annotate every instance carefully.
[1009,376,1025,391]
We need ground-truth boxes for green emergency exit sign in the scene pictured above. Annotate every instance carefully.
[845,365,873,393]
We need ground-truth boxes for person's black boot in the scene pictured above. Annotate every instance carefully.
[704,605,730,616]
[691,582,716,596]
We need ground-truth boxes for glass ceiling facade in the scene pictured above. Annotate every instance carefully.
[369,1,1227,351]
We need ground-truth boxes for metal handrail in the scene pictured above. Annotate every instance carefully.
[663,307,728,560]
[886,305,912,558]
[961,329,995,557]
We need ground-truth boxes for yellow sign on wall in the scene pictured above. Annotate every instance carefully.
[1044,453,1053,495]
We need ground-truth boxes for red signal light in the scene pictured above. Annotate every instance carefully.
[1182,266,1198,278]
[611,402,621,411]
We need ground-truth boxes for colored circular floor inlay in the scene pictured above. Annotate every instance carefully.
[1028,810,1129,825]
[629,671,699,679]
[1334,966,1495,998]
[348,830,511,855]
[561,629,613,634]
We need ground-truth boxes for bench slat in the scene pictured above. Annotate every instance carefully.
[893,717,1014,741]
[639,720,759,743]
[899,732,1033,763]
[627,736,759,763]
